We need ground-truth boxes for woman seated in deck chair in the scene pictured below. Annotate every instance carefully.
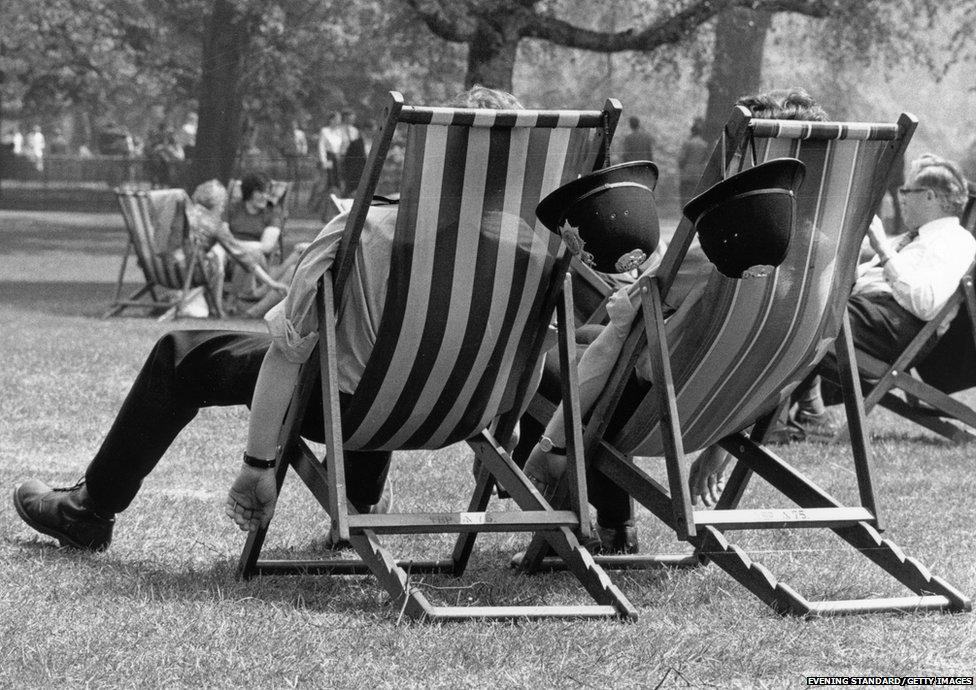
[516,88,836,553]
[184,179,293,318]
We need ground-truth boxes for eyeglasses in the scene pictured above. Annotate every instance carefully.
[897,186,930,196]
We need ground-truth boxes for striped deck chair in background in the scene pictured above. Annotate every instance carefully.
[823,192,976,444]
[104,188,217,319]
[238,92,636,621]
[523,107,971,616]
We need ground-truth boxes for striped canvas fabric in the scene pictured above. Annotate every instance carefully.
[115,189,203,290]
[340,114,606,451]
[612,119,903,456]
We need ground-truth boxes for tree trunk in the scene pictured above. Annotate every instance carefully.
[464,18,520,90]
[702,8,772,145]
[190,0,255,189]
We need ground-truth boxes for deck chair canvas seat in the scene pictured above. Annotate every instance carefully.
[521,108,971,616]
[104,188,218,319]
[238,92,636,622]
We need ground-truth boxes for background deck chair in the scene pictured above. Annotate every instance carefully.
[822,188,976,444]
[104,188,218,319]
[238,91,635,622]
[522,107,971,616]
[227,177,292,260]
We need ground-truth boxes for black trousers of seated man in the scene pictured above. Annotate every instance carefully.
[813,292,928,406]
[83,330,391,516]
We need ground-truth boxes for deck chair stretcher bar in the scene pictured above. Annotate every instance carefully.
[520,107,971,616]
[238,91,636,621]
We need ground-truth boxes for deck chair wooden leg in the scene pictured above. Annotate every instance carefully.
[833,311,880,523]
[102,283,157,318]
[641,278,695,539]
[704,434,971,615]
[449,465,497,576]
[877,393,976,443]
[471,433,636,619]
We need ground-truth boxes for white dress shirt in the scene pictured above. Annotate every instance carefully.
[852,215,975,322]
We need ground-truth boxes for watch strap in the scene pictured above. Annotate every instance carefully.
[242,452,277,469]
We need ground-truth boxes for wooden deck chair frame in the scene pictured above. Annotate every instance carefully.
[104,188,218,320]
[822,191,976,444]
[238,91,635,622]
[520,107,971,616]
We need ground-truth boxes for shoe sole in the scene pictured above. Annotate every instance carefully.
[12,485,104,551]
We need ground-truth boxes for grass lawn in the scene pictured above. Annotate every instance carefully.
[0,210,974,688]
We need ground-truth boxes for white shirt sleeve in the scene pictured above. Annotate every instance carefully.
[883,220,976,321]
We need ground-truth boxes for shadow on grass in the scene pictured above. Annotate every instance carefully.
[0,210,126,258]
[2,281,128,317]
[7,537,392,616]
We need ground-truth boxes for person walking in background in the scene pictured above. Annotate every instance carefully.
[25,124,45,172]
[318,111,345,193]
[286,118,309,207]
[884,150,906,233]
[678,117,710,206]
[146,122,183,188]
[621,116,655,163]
[48,128,69,155]
[342,110,366,196]
[177,112,197,160]
[312,111,345,220]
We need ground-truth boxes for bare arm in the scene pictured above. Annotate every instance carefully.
[542,287,640,445]
[225,344,302,531]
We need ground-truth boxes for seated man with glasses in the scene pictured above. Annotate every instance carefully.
[691,153,976,504]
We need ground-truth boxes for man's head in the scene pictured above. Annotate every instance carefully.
[240,171,271,205]
[737,88,828,122]
[899,154,969,229]
[629,116,641,131]
[452,85,523,109]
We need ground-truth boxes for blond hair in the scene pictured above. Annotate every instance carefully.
[191,179,228,212]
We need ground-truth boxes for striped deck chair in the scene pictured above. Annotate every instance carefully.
[523,107,971,616]
[238,91,635,621]
[104,188,217,319]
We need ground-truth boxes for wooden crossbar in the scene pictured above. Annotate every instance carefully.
[691,507,875,530]
[421,605,620,621]
[252,559,453,576]
[347,511,579,534]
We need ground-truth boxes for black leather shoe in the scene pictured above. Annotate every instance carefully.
[595,524,640,555]
[13,479,115,551]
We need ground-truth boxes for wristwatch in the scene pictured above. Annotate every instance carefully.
[243,452,277,469]
[538,436,567,455]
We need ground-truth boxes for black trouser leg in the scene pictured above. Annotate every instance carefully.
[818,294,926,406]
[84,330,390,514]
